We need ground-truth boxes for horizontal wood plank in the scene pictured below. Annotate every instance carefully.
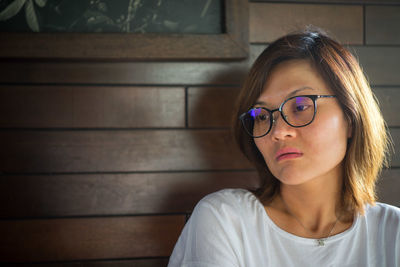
[0,171,259,218]
[249,3,363,44]
[373,87,400,127]
[352,46,400,86]
[0,86,184,128]
[0,60,249,86]
[377,168,400,207]
[188,87,240,128]
[0,215,184,262]
[26,258,170,266]
[250,46,400,89]
[0,45,267,86]
[0,130,252,173]
[2,45,397,87]
[366,5,400,45]
[0,33,248,61]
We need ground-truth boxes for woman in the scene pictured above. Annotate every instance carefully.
[168,29,400,266]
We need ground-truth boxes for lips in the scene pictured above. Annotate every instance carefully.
[276,147,303,161]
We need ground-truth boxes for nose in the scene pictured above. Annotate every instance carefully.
[269,112,296,141]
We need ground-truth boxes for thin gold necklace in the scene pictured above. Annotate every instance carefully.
[280,195,342,247]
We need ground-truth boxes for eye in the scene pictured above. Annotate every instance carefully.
[250,108,261,118]
[256,114,268,121]
[249,108,269,122]
[291,97,313,113]
[295,104,311,112]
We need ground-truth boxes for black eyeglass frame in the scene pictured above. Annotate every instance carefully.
[239,95,337,138]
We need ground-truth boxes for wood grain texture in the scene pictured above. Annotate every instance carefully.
[377,168,400,207]
[226,0,249,56]
[373,88,400,127]
[0,215,184,262]
[366,5,400,45]
[0,130,252,173]
[352,46,400,86]
[0,45,267,86]
[0,33,248,61]
[188,87,240,128]
[0,86,185,128]
[1,45,397,87]
[0,60,249,85]
[27,258,170,266]
[249,3,363,44]
[0,171,259,218]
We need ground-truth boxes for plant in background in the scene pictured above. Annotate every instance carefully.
[0,0,47,32]
[0,0,220,33]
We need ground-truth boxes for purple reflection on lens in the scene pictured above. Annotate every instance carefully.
[250,108,261,118]
[294,97,309,111]
[296,97,307,104]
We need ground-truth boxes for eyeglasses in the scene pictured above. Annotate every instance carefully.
[239,95,336,138]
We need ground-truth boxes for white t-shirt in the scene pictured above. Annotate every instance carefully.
[168,188,400,267]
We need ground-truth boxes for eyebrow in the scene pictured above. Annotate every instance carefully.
[254,86,315,107]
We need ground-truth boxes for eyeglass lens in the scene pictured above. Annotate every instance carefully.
[242,96,315,137]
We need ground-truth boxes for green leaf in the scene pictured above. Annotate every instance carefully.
[25,0,39,32]
[34,0,47,8]
[0,0,26,21]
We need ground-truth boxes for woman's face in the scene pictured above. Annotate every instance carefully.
[254,59,350,186]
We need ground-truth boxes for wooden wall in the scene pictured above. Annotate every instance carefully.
[1,0,399,265]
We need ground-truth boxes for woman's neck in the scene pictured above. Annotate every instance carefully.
[268,170,354,238]
[279,183,342,233]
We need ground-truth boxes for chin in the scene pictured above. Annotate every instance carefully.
[273,170,312,186]
[279,178,309,186]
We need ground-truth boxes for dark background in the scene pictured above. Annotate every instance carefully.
[0,0,223,33]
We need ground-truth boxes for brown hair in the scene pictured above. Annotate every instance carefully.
[233,29,391,214]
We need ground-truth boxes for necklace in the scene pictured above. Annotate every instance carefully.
[280,195,342,247]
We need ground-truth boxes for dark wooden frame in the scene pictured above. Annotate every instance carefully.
[0,0,248,61]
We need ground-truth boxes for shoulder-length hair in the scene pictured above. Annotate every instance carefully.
[232,29,391,214]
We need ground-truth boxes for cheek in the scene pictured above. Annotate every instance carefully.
[308,112,349,154]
